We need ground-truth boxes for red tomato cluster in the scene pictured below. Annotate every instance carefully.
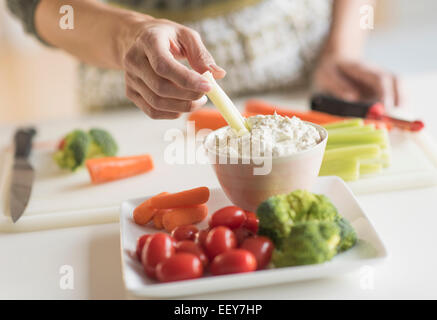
[135,206,274,283]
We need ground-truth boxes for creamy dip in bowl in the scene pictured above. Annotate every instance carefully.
[204,114,328,211]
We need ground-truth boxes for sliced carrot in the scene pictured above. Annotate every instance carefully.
[149,186,210,209]
[133,192,167,226]
[162,204,208,232]
[86,154,154,184]
[188,108,227,131]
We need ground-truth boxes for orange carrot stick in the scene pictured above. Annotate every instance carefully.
[188,108,227,131]
[245,99,345,124]
[133,192,167,225]
[149,186,210,209]
[162,204,208,232]
[133,201,157,225]
[86,154,154,184]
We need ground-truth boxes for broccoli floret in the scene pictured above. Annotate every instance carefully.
[53,130,90,171]
[257,190,339,247]
[257,194,294,248]
[272,221,340,267]
[335,216,357,252]
[289,191,339,222]
[257,189,357,267]
[88,128,118,158]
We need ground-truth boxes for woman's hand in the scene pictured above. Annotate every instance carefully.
[122,18,226,119]
[312,54,401,107]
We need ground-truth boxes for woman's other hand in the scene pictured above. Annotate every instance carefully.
[312,54,401,107]
[122,18,226,119]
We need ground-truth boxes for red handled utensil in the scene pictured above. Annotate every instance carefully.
[310,94,424,132]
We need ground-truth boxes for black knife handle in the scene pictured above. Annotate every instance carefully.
[14,127,37,158]
[310,94,373,118]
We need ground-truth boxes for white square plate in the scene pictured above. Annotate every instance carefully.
[120,176,388,298]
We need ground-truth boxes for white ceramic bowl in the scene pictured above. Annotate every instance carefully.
[204,122,328,211]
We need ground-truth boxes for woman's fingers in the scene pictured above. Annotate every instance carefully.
[338,62,396,107]
[125,87,181,119]
[316,65,361,101]
[134,56,205,101]
[392,75,402,107]
[179,28,226,79]
[126,73,207,112]
[122,22,224,119]
[141,33,211,92]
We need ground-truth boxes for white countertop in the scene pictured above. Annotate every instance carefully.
[1,74,436,299]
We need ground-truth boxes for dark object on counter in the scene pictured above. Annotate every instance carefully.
[310,94,424,132]
[9,127,37,223]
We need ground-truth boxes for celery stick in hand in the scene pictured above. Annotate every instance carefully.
[202,71,249,136]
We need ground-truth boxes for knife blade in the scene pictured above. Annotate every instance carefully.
[9,128,36,223]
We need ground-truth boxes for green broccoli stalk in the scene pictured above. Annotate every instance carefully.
[53,130,90,171]
[88,128,118,158]
[272,221,340,267]
[335,216,357,252]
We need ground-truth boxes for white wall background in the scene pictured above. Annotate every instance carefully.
[365,0,437,73]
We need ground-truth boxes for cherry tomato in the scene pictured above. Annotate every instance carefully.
[194,229,209,249]
[204,226,237,259]
[209,206,246,229]
[171,225,199,242]
[175,240,209,267]
[141,233,175,278]
[210,249,257,275]
[243,211,259,234]
[240,236,274,269]
[233,227,255,246]
[136,234,151,262]
[156,253,203,283]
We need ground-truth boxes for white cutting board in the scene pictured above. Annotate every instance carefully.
[348,130,437,193]
[1,125,436,233]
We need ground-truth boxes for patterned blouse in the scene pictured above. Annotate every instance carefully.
[7,0,332,111]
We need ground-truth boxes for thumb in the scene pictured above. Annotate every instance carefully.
[180,28,226,79]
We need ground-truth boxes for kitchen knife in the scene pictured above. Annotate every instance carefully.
[9,127,37,223]
[310,94,424,131]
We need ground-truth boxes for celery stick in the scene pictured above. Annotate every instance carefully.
[323,118,364,130]
[325,143,356,150]
[360,162,382,175]
[327,125,375,135]
[319,159,360,181]
[380,148,391,168]
[323,144,381,162]
[203,71,249,135]
[327,129,388,148]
